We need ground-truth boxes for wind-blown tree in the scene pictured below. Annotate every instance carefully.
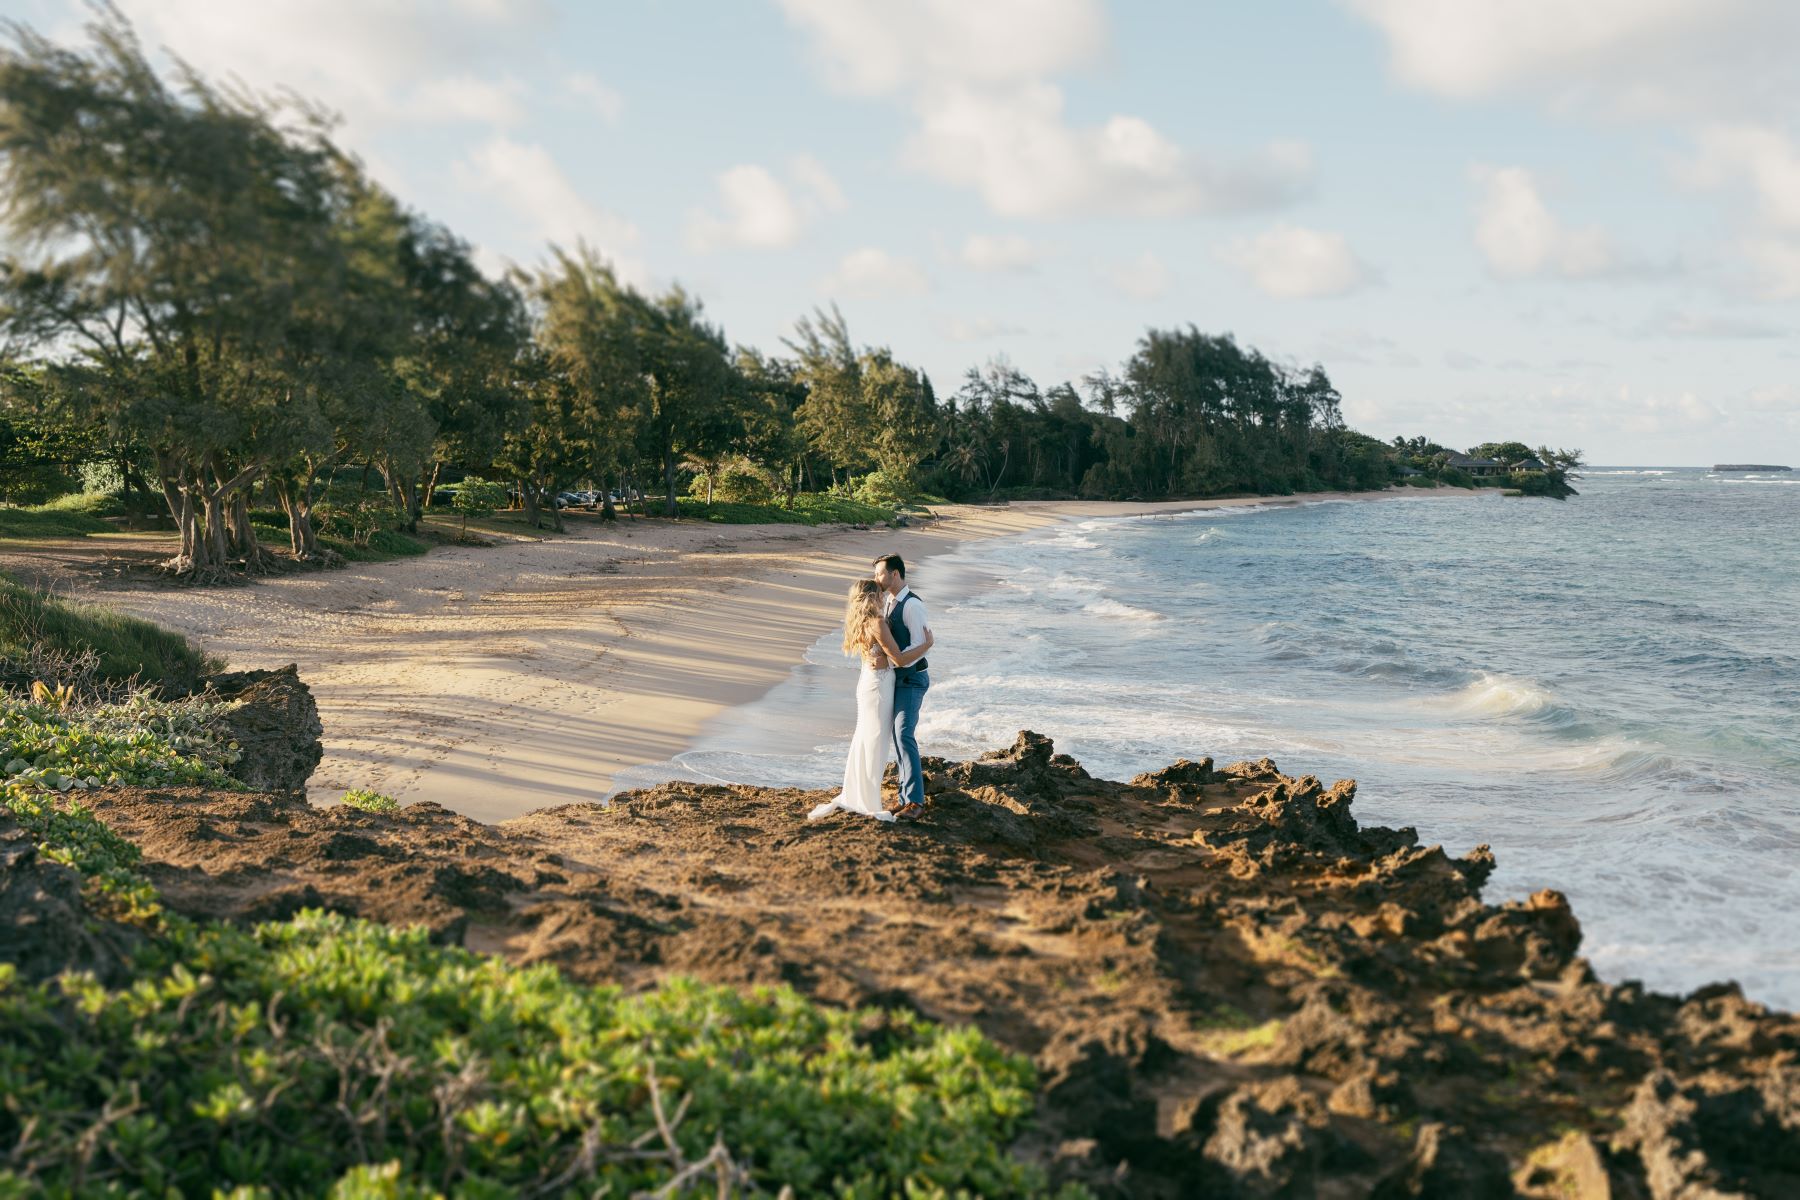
[638,287,731,516]
[860,350,939,492]
[0,14,356,577]
[385,208,527,531]
[786,304,866,486]
[786,306,939,497]
[526,244,646,522]
[495,345,587,533]
[732,348,808,506]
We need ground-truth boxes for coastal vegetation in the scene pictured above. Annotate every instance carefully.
[0,12,1579,583]
[0,632,1061,1196]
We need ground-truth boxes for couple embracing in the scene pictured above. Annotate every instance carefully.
[808,553,934,824]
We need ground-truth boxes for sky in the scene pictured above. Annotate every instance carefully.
[6,0,1799,466]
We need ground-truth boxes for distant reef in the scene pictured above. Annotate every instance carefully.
[1713,463,1792,471]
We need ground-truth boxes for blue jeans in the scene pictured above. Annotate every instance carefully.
[891,670,929,807]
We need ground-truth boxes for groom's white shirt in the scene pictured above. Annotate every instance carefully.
[885,585,930,653]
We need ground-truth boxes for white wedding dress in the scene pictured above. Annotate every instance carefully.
[808,660,896,822]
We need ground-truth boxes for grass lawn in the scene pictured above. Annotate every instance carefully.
[0,492,126,540]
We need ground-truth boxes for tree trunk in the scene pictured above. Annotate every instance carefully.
[543,475,566,533]
[520,481,541,529]
[663,444,678,516]
[601,472,617,522]
[423,461,443,509]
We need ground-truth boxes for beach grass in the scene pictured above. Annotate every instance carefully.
[0,574,216,692]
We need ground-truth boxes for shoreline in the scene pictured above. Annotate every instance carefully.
[38,487,1481,821]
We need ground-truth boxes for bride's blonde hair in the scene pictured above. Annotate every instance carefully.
[842,578,884,656]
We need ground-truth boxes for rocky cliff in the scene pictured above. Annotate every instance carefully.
[73,731,1798,1198]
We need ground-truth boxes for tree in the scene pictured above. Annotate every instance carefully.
[525,244,646,522]
[639,288,731,516]
[861,351,938,489]
[451,478,506,542]
[786,304,866,484]
[0,13,357,577]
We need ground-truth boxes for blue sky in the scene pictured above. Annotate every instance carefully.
[9,0,1799,464]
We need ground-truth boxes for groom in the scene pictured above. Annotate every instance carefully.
[873,553,930,820]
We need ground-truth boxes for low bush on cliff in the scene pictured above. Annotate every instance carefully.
[1,692,241,795]
[341,787,399,813]
[0,576,216,694]
[0,911,1060,1197]
[2,691,244,920]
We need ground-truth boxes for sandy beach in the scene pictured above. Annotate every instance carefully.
[44,490,1471,821]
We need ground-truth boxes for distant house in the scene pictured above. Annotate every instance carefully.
[1396,465,1424,478]
[1442,452,1504,477]
[1511,456,1548,473]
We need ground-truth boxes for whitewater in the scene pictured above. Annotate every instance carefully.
[615,470,1800,1007]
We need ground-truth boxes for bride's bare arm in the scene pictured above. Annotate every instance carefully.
[875,622,934,668]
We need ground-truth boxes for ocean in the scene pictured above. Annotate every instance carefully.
[612,470,1800,1008]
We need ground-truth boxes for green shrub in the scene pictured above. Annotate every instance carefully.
[702,467,772,504]
[450,478,507,541]
[341,788,399,814]
[0,576,216,693]
[667,494,893,526]
[851,467,913,508]
[0,911,1061,1197]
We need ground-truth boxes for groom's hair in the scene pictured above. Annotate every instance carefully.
[872,553,905,578]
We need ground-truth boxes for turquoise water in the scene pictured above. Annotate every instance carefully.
[614,471,1800,1007]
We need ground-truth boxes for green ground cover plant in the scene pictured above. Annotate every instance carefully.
[340,788,400,813]
[0,913,1062,1197]
[0,650,1069,1196]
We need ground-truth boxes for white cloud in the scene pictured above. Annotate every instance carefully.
[1682,125,1800,231]
[1315,328,1420,368]
[687,157,846,252]
[904,85,1311,219]
[1340,0,1799,120]
[818,247,929,297]
[1469,165,1632,280]
[1738,234,1800,301]
[778,0,1311,219]
[112,0,551,132]
[788,154,847,212]
[960,233,1042,272]
[688,166,804,251]
[1219,225,1377,298]
[1102,252,1172,300]
[776,0,1106,96]
[563,72,623,123]
[939,316,1027,342]
[1638,309,1790,339]
[453,137,645,283]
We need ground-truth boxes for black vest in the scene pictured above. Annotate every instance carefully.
[887,591,927,677]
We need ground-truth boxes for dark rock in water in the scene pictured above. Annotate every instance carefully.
[205,665,323,792]
[78,729,1800,1199]
[0,809,140,985]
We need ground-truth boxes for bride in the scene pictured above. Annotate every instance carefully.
[808,578,934,823]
